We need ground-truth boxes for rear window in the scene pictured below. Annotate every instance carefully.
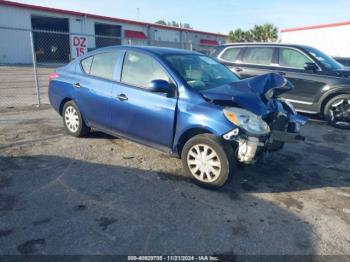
[90,52,118,80]
[81,56,93,73]
[80,52,118,80]
[242,47,273,65]
[220,47,242,62]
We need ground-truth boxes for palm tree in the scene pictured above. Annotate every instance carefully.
[261,23,278,42]
[227,24,279,43]
[249,25,263,42]
[228,29,245,43]
[243,31,254,42]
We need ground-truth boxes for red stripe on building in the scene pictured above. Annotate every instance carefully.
[281,21,350,33]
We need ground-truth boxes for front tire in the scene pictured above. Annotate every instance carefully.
[324,94,350,129]
[62,101,90,137]
[181,134,236,189]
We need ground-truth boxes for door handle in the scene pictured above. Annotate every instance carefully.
[73,83,81,88]
[116,94,128,101]
[234,67,243,72]
[277,72,286,76]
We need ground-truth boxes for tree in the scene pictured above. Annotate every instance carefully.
[155,20,167,26]
[170,21,180,27]
[155,20,192,29]
[260,23,278,42]
[243,31,254,42]
[228,29,245,43]
[227,23,279,43]
[249,25,264,42]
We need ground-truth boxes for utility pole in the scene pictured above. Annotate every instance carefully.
[136,8,140,20]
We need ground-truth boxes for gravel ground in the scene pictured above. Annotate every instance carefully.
[0,107,349,256]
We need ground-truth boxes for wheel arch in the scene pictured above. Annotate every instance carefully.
[319,88,350,116]
[175,127,214,156]
[59,98,73,116]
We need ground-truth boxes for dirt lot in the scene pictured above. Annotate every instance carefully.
[0,107,349,256]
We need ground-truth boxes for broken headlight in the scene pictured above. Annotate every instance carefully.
[223,107,270,136]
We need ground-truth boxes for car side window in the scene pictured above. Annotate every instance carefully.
[220,47,242,62]
[242,47,273,65]
[121,51,171,89]
[80,56,93,74]
[88,52,118,80]
[278,48,312,69]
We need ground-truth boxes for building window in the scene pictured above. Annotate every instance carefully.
[95,23,122,48]
[31,15,70,63]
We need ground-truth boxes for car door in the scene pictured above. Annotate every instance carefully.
[74,51,120,129]
[110,50,177,150]
[236,46,277,79]
[274,47,326,108]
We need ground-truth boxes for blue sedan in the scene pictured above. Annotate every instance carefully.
[49,46,307,188]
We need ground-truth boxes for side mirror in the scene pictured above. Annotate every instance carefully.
[149,79,172,94]
[304,62,318,72]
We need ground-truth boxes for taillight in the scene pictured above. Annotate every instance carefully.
[49,72,59,81]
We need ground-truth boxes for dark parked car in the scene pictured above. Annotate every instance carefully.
[49,46,307,188]
[334,57,350,67]
[211,43,350,129]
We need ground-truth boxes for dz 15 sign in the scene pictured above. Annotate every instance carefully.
[71,35,88,59]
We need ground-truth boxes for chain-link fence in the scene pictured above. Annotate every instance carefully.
[0,26,212,109]
[0,27,36,108]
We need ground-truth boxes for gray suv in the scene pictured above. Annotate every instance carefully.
[211,43,350,129]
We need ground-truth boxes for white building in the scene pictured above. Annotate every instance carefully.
[0,0,227,64]
[281,21,350,58]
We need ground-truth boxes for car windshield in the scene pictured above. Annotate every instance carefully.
[164,54,240,91]
[304,46,344,70]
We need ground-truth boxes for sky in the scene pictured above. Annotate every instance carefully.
[13,0,350,34]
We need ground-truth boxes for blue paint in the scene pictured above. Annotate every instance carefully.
[49,46,307,155]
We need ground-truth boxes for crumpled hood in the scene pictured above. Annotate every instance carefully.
[200,73,292,116]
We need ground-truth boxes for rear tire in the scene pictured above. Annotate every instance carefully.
[181,134,236,189]
[62,101,90,137]
[324,94,350,129]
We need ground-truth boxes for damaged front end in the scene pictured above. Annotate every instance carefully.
[201,73,308,164]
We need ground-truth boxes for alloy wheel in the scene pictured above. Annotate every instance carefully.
[329,99,350,128]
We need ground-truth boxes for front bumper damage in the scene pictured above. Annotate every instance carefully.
[222,128,266,164]
[222,113,307,164]
[236,136,263,164]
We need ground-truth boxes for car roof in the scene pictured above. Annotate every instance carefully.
[88,45,199,56]
[218,42,314,50]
